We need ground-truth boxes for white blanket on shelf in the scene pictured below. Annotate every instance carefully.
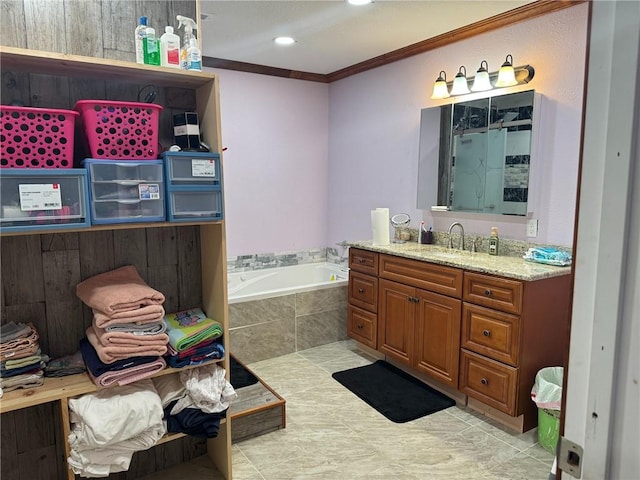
[67,379,165,478]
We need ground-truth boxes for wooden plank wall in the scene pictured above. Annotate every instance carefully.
[0,1,212,478]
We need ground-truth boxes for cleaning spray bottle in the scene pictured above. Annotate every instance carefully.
[176,15,198,70]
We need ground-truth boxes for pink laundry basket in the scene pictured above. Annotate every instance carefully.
[0,105,79,168]
[74,100,163,160]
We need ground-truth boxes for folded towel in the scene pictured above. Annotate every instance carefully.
[93,306,165,328]
[0,362,45,378]
[105,321,166,335]
[79,337,160,379]
[0,323,39,361]
[0,322,32,343]
[164,308,223,352]
[0,370,44,392]
[45,351,86,378]
[165,342,225,369]
[523,247,572,266]
[76,265,165,316]
[87,357,167,387]
[86,326,167,364]
[1,353,48,372]
[92,322,169,347]
[166,337,216,358]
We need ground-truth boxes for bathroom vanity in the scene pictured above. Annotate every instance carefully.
[347,243,572,432]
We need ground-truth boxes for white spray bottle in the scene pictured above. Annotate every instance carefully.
[176,15,198,70]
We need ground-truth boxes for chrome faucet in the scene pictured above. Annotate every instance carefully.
[448,222,465,250]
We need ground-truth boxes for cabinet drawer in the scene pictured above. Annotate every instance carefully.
[347,305,377,349]
[459,349,517,415]
[463,272,523,315]
[379,254,462,298]
[348,271,378,313]
[461,303,520,367]
[349,248,378,275]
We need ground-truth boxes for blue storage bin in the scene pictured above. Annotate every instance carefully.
[0,169,90,232]
[83,159,165,224]
[162,151,220,186]
[167,186,223,222]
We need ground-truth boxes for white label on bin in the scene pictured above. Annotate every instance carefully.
[18,184,63,211]
[138,184,160,200]
[191,159,216,177]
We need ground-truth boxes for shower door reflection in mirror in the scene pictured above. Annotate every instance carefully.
[418,90,537,216]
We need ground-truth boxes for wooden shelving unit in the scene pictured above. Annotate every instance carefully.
[0,46,232,479]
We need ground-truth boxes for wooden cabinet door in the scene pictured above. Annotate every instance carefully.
[378,279,415,366]
[414,289,461,387]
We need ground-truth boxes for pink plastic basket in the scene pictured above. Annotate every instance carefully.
[0,106,79,168]
[74,100,163,160]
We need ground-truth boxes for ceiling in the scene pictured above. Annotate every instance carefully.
[198,1,536,76]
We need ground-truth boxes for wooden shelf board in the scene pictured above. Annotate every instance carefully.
[0,219,224,237]
[0,358,224,414]
[0,46,216,89]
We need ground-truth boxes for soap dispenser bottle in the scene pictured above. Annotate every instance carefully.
[489,227,499,256]
[135,16,148,64]
[160,26,181,69]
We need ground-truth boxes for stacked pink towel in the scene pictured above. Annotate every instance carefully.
[76,266,169,366]
[86,327,168,364]
[76,266,165,316]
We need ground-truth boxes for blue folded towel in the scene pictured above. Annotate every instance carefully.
[524,247,572,266]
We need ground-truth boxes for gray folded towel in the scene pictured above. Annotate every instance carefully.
[0,322,31,343]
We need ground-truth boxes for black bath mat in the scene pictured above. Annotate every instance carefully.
[332,360,456,423]
[230,354,259,389]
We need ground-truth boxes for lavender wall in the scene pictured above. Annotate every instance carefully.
[210,69,330,257]
[328,3,589,247]
[212,4,589,258]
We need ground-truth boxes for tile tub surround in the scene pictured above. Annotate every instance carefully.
[229,285,349,364]
[347,240,571,281]
[228,248,328,272]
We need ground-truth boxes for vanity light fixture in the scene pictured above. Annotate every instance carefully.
[470,60,492,92]
[429,55,534,100]
[495,54,518,87]
[450,66,470,95]
[430,71,450,99]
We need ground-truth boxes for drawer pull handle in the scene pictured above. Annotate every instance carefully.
[481,378,488,385]
[484,289,493,297]
[483,330,491,337]
[358,288,365,294]
[358,258,366,263]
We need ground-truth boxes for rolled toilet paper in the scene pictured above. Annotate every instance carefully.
[371,208,390,246]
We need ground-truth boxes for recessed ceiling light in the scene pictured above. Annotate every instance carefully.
[347,0,373,5]
[274,36,296,46]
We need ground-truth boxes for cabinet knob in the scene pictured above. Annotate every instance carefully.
[481,378,488,385]
[358,288,365,294]
[484,289,492,297]
[483,330,491,337]
[358,258,365,263]
[357,324,363,329]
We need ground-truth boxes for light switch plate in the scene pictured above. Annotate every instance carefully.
[527,219,538,237]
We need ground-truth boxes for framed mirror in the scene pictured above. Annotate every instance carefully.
[417,90,538,216]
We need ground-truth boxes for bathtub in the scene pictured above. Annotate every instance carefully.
[228,262,348,304]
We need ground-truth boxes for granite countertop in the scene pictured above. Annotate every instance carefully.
[347,240,572,281]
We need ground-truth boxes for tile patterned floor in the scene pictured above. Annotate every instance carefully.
[143,340,556,479]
